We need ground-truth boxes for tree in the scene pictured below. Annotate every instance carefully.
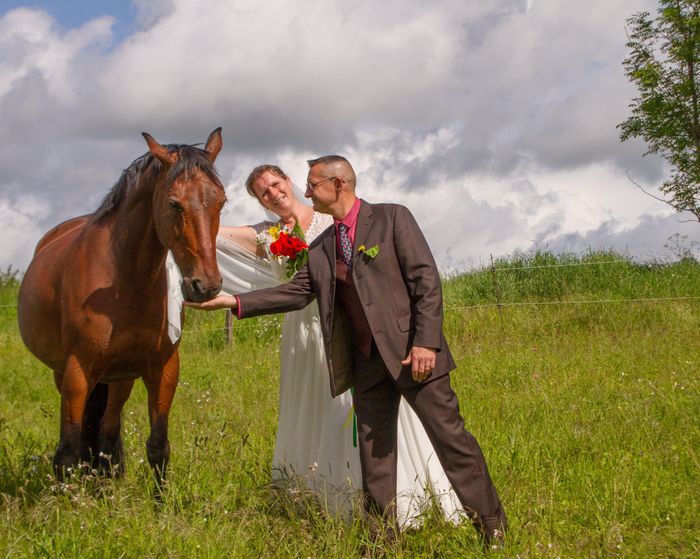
[618,0,700,221]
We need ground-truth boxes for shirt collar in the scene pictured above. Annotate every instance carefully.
[335,197,362,229]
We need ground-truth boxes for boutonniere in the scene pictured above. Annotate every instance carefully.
[357,244,379,260]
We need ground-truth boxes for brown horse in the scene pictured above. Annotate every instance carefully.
[18,129,226,483]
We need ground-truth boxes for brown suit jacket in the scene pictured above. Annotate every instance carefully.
[238,201,456,397]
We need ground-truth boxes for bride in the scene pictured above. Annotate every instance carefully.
[168,165,463,527]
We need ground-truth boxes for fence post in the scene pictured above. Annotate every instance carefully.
[490,254,504,329]
[224,309,233,345]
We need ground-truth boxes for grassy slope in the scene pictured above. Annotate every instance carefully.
[0,252,698,558]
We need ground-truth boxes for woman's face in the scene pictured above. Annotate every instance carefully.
[251,170,295,217]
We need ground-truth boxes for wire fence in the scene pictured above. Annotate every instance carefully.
[174,293,700,339]
[3,256,699,343]
[444,295,700,311]
[8,292,699,336]
[461,258,634,273]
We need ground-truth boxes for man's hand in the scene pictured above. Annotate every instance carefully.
[184,293,238,312]
[401,346,437,382]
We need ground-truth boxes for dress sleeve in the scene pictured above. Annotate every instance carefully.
[216,235,284,293]
[165,226,286,343]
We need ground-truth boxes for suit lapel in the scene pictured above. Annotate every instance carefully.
[320,224,337,343]
[353,200,374,266]
[322,225,336,273]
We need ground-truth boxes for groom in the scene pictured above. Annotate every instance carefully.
[189,155,507,543]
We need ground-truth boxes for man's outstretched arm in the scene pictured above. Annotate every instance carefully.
[186,264,314,318]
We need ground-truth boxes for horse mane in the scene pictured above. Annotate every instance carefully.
[94,145,224,221]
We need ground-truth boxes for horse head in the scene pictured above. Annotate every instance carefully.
[143,128,226,302]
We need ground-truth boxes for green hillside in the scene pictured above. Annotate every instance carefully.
[1,251,698,558]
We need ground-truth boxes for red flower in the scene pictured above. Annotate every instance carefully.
[270,231,307,260]
[266,226,309,278]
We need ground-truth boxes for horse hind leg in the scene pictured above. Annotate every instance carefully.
[54,356,92,480]
[81,382,109,467]
[94,379,135,477]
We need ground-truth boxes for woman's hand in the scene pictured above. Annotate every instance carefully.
[184,293,238,312]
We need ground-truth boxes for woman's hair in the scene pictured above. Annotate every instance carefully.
[244,164,288,198]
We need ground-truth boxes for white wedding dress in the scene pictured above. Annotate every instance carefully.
[167,211,464,527]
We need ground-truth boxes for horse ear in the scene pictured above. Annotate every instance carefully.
[142,132,176,165]
[204,127,222,162]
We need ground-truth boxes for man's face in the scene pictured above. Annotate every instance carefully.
[251,170,294,216]
[305,165,338,215]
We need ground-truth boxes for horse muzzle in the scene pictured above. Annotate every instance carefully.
[182,276,222,303]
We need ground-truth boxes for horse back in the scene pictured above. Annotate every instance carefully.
[34,215,91,255]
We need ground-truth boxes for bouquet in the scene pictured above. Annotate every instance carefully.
[261,222,309,278]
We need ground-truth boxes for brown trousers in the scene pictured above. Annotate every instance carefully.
[352,344,507,535]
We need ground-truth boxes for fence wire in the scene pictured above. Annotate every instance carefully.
[473,259,632,273]
[3,256,699,342]
[4,293,699,338]
[179,294,700,337]
[444,295,700,311]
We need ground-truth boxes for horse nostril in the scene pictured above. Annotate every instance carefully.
[187,278,220,301]
[191,279,204,295]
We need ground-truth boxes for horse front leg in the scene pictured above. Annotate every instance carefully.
[54,355,94,480]
[143,351,179,487]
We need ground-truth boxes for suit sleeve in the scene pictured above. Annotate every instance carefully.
[237,264,315,318]
[392,205,444,350]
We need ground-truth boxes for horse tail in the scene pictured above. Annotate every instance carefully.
[83,382,109,467]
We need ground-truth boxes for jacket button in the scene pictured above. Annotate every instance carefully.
[325,337,330,344]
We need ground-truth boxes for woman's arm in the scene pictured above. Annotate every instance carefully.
[218,225,263,256]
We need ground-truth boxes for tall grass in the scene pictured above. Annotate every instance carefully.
[1,251,698,558]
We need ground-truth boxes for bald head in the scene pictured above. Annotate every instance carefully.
[305,155,358,218]
[307,155,356,191]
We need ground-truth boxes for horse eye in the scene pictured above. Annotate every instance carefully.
[169,200,183,213]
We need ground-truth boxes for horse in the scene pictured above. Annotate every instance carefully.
[17,128,226,483]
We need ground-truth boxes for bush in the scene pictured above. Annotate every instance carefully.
[0,266,19,289]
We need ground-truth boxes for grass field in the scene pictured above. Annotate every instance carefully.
[0,251,698,558]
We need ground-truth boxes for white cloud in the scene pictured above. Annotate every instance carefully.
[0,195,50,268]
[1,0,697,273]
[0,8,113,101]
[132,0,175,30]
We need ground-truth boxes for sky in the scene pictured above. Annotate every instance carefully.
[2,0,699,272]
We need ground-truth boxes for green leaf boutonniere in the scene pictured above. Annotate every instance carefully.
[357,244,379,260]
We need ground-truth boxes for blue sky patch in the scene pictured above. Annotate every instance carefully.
[3,1,137,42]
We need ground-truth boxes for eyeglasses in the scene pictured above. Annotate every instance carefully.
[305,176,336,191]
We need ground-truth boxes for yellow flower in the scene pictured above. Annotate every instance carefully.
[268,225,281,240]
[358,245,366,252]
